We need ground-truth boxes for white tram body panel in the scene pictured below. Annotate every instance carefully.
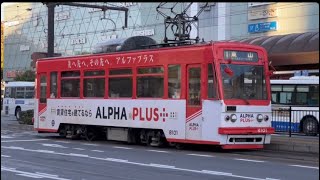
[35,99,272,145]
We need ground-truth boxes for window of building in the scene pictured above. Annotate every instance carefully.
[137,67,164,98]
[84,70,105,97]
[168,65,181,99]
[61,71,80,97]
[109,69,132,98]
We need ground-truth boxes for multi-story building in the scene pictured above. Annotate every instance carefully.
[2,2,319,81]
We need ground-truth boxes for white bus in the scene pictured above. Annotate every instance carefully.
[270,76,319,136]
[3,81,35,120]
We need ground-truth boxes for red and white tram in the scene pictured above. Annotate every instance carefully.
[34,37,274,149]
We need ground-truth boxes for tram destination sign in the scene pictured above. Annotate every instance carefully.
[224,50,259,62]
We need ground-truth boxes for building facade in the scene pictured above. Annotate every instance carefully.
[2,2,319,81]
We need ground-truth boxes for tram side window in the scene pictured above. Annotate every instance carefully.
[40,75,47,103]
[137,67,164,98]
[168,65,181,99]
[50,72,57,98]
[84,70,105,97]
[61,71,80,97]
[188,67,201,105]
[109,69,132,98]
[208,63,216,98]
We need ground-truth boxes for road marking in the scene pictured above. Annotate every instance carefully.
[1,139,49,143]
[17,173,43,178]
[290,165,319,169]
[7,146,25,150]
[69,153,89,157]
[106,158,128,163]
[201,170,232,176]
[91,150,104,152]
[73,148,85,151]
[54,141,70,144]
[187,153,214,157]
[1,166,70,180]
[147,150,169,153]
[1,155,11,158]
[35,172,59,177]
[113,146,133,150]
[36,150,55,153]
[41,143,67,148]
[234,158,265,163]
[2,146,281,180]
[1,135,14,139]
[149,163,175,169]
[81,143,98,146]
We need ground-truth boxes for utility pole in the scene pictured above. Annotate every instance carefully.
[47,3,55,58]
[43,2,128,57]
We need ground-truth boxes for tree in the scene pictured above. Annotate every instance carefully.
[14,70,35,82]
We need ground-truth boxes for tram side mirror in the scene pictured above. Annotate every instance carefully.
[267,70,274,76]
[268,60,276,76]
[224,67,234,77]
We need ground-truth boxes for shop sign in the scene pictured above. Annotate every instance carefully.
[20,45,30,51]
[55,11,70,21]
[248,21,277,33]
[71,37,86,45]
[248,3,273,7]
[132,29,154,36]
[101,34,118,41]
[4,21,19,27]
[248,7,278,20]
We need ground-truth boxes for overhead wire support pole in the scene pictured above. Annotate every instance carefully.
[56,2,128,27]
[43,2,128,57]
[46,3,55,58]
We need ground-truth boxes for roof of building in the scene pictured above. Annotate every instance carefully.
[226,32,319,70]
[229,31,318,54]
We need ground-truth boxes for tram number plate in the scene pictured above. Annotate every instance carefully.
[257,128,268,133]
[169,130,178,135]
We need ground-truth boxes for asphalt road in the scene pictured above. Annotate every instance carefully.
[1,115,319,180]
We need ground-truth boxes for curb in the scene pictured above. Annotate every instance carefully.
[6,123,34,131]
[265,135,319,154]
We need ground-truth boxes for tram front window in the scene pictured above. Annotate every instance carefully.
[220,64,267,100]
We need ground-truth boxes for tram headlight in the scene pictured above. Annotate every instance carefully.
[264,115,269,121]
[230,114,237,122]
[225,115,230,121]
[257,114,263,122]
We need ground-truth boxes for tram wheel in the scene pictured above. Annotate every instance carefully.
[175,143,185,150]
[85,126,96,141]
